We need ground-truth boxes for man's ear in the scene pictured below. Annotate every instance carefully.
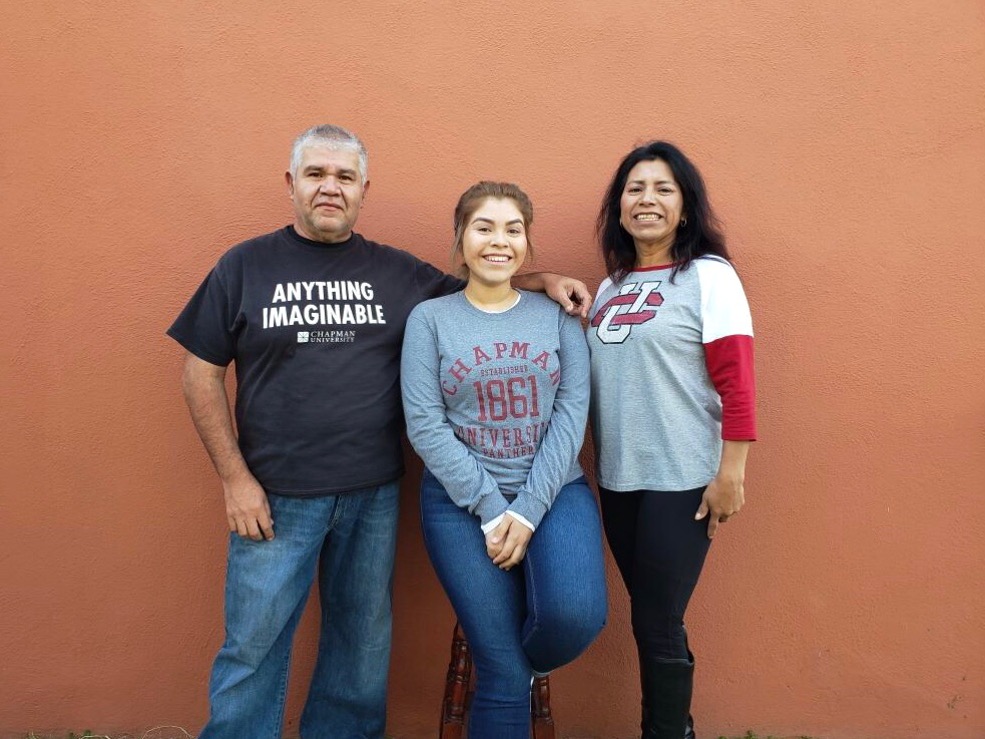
[285,170,295,196]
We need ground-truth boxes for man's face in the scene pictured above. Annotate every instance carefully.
[285,145,368,243]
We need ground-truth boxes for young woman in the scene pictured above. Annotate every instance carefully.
[588,142,757,739]
[401,181,607,739]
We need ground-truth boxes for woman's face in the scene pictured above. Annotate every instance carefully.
[460,197,528,286]
[619,159,684,253]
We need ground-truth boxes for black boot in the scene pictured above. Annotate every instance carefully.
[684,713,696,739]
[641,706,695,739]
[640,656,694,739]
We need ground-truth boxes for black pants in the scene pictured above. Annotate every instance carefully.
[599,486,711,661]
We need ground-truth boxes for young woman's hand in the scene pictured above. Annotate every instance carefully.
[485,516,533,570]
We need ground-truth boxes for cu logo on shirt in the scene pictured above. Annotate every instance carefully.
[591,281,664,344]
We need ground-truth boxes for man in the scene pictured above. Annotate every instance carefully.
[168,124,589,739]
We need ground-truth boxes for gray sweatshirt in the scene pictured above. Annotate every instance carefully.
[401,290,589,529]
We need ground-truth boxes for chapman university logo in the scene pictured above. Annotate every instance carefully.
[297,330,356,344]
[590,281,664,344]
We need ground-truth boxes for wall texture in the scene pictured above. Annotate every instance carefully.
[2,1,983,737]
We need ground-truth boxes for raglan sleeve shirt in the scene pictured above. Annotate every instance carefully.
[696,259,757,441]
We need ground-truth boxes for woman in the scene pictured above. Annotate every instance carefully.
[588,142,757,739]
[401,181,607,739]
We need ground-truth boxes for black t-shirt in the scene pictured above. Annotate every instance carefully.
[167,226,463,496]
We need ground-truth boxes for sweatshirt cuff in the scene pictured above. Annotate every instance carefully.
[480,513,505,534]
[506,494,548,530]
[481,511,536,534]
[473,492,510,528]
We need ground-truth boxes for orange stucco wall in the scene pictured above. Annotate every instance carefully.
[2,2,983,738]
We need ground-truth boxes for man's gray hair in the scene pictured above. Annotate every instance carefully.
[290,124,369,183]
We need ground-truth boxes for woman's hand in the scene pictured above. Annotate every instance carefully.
[694,472,744,539]
[695,440,750,539]
[485,515,534,570]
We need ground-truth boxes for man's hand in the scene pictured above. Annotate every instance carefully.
[181,353,274,541]
[513,272,592,318]
[223,472,274,541]
[542,273,591,318]
[485,516,533,570]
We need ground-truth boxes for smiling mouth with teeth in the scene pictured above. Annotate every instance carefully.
[484,255,511,262]
[635,213,662,221]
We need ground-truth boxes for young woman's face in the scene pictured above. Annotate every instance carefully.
[619,159,684,252]
[461,197,528,286]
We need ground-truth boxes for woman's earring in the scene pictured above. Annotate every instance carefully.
[680,217,688,228]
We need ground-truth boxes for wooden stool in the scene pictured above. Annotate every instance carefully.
[439,622,556,739]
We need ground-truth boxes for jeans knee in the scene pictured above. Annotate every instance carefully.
[474,654,532,702]
[566,607,606,653]
[222,615,291,669]
[559,588,606,632]
[527,599,605,669]
[335,613,392,654]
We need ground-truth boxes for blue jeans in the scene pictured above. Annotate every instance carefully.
[199,482,400,739]
[421,470,607,739]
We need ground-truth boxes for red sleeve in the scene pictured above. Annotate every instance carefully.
[704,334,757,440]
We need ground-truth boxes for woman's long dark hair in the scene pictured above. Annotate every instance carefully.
[596,141,729,282]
